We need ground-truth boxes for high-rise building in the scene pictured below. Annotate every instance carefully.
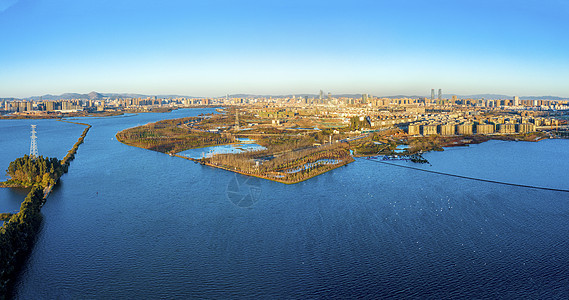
[513,96,520,106]
[438,89,442,101]
[18,101,27,112]
[431,89,435,102]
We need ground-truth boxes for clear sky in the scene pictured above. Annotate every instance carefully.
[1,0,568,98]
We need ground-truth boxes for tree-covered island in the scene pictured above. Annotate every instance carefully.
[116,112,355,184]
[0,155,65,188]
[0,121,91,297]
[116,106,557,183]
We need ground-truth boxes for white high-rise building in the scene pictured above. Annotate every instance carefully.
[513,96,520,106]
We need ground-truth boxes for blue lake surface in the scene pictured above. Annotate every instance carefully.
[178,139,266,159]
[1,109,568,298]
[0,119,85,212]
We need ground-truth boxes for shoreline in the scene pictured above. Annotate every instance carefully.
[352,133,551,158]
[113,111,558,184]
[0,105,221,120]
[0,121,92,297]
[172,153,354,184]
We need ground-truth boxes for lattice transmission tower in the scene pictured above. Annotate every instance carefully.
[30,125,39,159]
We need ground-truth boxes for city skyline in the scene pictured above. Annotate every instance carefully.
[3,90,569,101]
[1,0,568,98]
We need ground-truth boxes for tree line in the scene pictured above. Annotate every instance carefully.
[116,117,235,154]
[206,143,354,183]
[0,121,91,298]
[0,186,44,297]
[3,155,64,188]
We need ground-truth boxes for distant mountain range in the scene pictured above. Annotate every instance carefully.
[18,92,196,101]
[2,92,567,101]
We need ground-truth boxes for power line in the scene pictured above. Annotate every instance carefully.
[360,158,569,193]
[30,125,38,159]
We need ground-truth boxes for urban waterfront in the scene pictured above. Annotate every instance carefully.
[2,109,569,298]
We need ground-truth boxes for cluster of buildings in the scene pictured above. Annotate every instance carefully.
[236,91,568,136]
[3,91,569,115]
[221,92,569,112]
[406,115,560,136]
[1,93,567,140]
[2,99,104,113]
[407,121,536,136]
[239,92,566,138]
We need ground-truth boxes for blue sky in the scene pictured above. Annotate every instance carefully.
[1,0,568,98]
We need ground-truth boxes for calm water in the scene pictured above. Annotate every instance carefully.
[1,109,568,298]
[178,139,266,159]
[0,119,85,212]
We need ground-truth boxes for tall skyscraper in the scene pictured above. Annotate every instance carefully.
[431,89,435,102]
[513,96,520,106]
[438,89,442,101]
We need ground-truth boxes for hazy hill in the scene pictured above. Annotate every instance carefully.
[10,92,568,101]
[87,91,104,100]
[25,92,196,101]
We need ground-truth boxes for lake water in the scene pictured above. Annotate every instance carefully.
[390,139,569,190]
[394,144,409,153]
[0,119,85,212]
[1,109,568,298]
[178,138,266,159]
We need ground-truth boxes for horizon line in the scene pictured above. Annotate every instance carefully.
[2,91,569,100]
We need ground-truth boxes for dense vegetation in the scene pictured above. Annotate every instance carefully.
[0,213,13,221]
[351,141,395,156]
[116,117,235,153]
[348,116,369,130]
[206,143,354,184]
[254,134,315,152]
[0,187,44,297]
[117,114,356,184]
[0,122,91,189]
[60,122,91,166]
[2,155,64,188]
[349,130,404,156]
[0,121,91,298]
